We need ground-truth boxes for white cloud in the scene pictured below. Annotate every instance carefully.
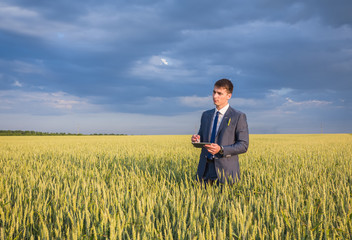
[129,55,197,82]
[284,97,332,107]
[0,59,46,75]
[0,3,52,37]
[13,80,22,87]
[0,3,37,19]
[230,98,262,108]
[0,111,200,135]
[178,95,262,109]
[13,60,45,74]
[0,90,102,113]
[0,3,110,49]
[147,56,173,66]
[269,88,293,97]
[178,95,212,108]
[161,58,168,65]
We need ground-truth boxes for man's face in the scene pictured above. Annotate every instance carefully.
[213,86,232,109]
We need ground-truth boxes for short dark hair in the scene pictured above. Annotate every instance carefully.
[214,78,233,94]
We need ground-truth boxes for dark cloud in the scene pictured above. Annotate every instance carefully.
[0,0,351,133]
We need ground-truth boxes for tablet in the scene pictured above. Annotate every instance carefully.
[192,142,212,148]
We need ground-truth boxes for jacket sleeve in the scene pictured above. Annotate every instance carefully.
[222,113,249,156]
[197,112,205,142]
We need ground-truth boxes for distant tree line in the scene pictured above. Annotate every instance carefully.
[0,130,127,136]
[0,130,83,136]
[90,133,127,136]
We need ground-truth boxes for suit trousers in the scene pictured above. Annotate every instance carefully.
[202,159,218,181]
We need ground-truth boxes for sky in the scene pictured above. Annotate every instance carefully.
[0,0,351,135]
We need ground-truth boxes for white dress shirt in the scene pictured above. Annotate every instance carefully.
[210,103,229,136]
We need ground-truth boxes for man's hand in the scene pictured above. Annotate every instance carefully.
[191,134,200,143]
[204,143,221,155]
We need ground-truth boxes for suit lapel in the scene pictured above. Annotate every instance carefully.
[205,109,215,142]
[216,107,232,140]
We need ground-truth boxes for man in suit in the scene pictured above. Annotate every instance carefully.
[192,79,249,185]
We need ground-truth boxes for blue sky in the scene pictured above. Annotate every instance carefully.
[0,0,351,134]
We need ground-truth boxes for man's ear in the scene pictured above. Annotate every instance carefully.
[227,93,232,100]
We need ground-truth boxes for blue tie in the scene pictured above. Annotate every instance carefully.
[207,111,220,158]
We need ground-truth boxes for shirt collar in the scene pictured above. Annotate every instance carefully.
[215,103,229,115]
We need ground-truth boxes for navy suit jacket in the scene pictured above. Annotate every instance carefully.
[196,106,249,183]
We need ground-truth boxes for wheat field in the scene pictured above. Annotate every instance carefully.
[0,134,351,239]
